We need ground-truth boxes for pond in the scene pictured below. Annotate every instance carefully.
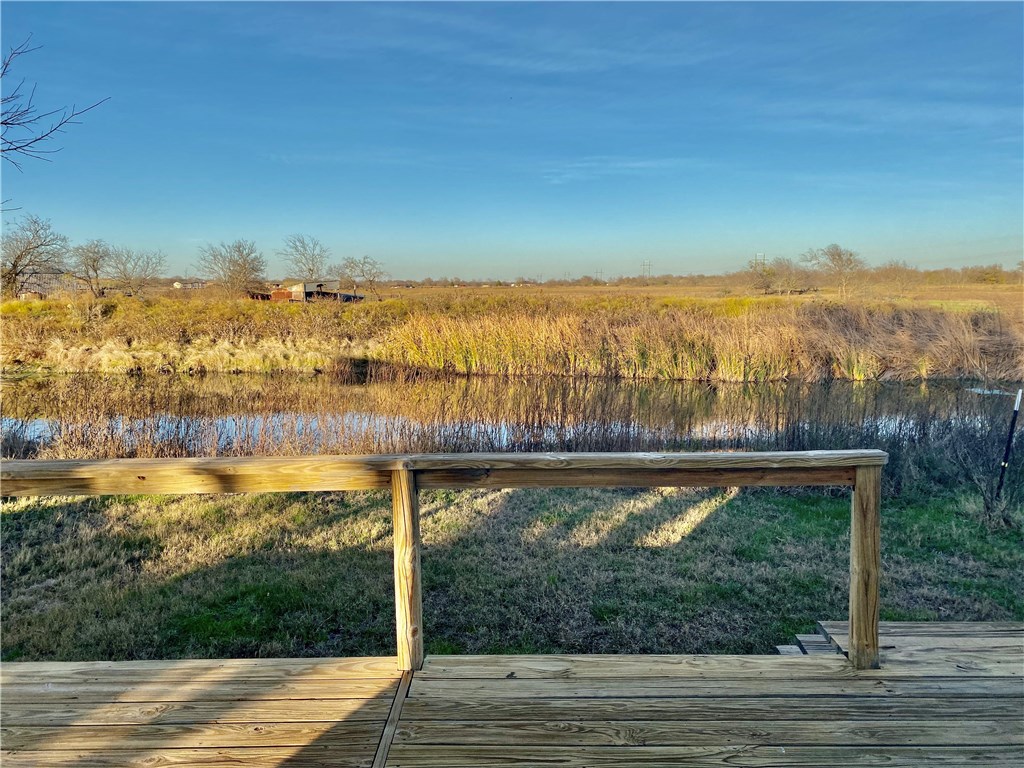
[2,372,1020,496]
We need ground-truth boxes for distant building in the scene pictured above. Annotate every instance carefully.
[17,271,81,299]
[268,281,363,302]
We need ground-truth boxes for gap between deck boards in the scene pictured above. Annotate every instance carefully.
[372,670,413,768]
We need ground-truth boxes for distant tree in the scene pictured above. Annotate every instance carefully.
[106,247,166,296]
[802,244,866,299]
[328,261,357,295]
[874,259,919,299]
[69,239,110,297]
[1,213,68,296]
[770,257,814,294]
[340,255,387,299]
[196,240,266,296]
[1,37,108,171]
[278,234,330,282]
[960,264,1009,285]
[746,258,776,294]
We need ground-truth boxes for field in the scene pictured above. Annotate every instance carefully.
[2,281,1022,381]
[2,279,1021,663]
[2,485,1021,662]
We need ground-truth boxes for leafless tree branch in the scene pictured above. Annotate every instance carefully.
[1,36,110,171]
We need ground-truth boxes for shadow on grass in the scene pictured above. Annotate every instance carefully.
[2,486,853,664]
[3,485,1023,764]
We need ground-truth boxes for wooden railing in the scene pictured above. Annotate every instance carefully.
[1,449,887,670]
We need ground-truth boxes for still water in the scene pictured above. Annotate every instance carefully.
[2,373,1017,470]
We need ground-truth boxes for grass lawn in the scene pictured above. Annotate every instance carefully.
[1,487,1021,661]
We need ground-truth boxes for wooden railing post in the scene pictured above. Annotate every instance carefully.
[391,468,424,671]
[849,465,882,669]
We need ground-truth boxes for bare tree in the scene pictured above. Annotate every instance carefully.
[746,258,776,294]
[770,257,814,295]
[1,213,68,296]
[344,255,387,300]
[328,261,358,296]
[69,239,110,297]
[278,234,330,282]
[106,247,166,296]
[196,240,266,296]
[874,259,919,299]
[802,244,866,299]
[1,37,109,171]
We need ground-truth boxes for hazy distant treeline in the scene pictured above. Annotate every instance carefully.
[3,213,1021,298]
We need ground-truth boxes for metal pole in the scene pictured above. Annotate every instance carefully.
[995,388,1022,501]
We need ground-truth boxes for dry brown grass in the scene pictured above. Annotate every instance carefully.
[3,288,1020,380]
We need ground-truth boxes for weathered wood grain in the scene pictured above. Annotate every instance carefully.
[392,718,1022,747]
[849,465,882,670]
[0,746,376,767]
[383,745,1024,767]
[0,456,393,496]
[401,450,888,471]
[416,466,857,488]
[372,671,413,768]
[819,621,1024,637]
[392,469,423,672]
[416,653,853,679]
[1,720,385,750]
[823,634,1024,653]
[396,695,1023,722]
[1,450,887,497]
[0,656,401,683]
[0,698,394,726]
[407,676,1024,699]
[0,678,398,703]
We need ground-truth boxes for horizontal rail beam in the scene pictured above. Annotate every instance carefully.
[0,450,886,497]
[417,467,857,489]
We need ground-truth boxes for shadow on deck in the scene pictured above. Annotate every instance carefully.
[1,622,1021,767]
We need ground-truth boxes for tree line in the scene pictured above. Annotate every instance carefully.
[3,212,1020,300]
[197,235,387,298]
[1,214,389,299]
[1,214,165,297]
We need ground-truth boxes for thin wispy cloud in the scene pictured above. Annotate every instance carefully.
[2,1,1019,274]
[542,156,706,185]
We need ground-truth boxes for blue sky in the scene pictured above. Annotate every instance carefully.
[2,1,1021,279]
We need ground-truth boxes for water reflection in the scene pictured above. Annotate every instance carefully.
[2,372,1014,462]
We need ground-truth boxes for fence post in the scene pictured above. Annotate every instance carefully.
[392,468,424,671]
[849,465,881,669]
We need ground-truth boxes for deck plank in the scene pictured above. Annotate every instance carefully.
[0,656,400,683]
[383,745,1024,767]
[0,746,375,767]
[417,654,854,679]
[397,695,1024,721]
[0,698,394,726]
[3,623,1021,768]
[408,676,1024,698]
[2,721,385,750]
[819,621,1024,637]
[0,678,399,703]
[393,718,1022,747]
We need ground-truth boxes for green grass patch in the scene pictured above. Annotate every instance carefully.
[2,487,1021,660]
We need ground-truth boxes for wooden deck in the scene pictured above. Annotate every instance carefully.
[2,622,1021,767]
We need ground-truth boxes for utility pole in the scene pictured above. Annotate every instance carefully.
[596,269,604,283]
[641,260,652,280]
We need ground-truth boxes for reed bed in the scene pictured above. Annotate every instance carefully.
[381,301,1023,382]
[3,294,1020,381]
